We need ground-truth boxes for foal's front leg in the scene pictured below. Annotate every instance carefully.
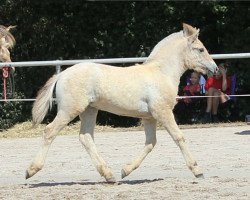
[79,107,116,183]
[152,106,204,178]
[121,118,157,178]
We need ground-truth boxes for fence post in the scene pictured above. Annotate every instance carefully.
[56,65,61,74]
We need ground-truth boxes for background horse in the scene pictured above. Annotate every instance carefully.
[0,25,16,99]
[26,23,217,182]
[0,25,16,63]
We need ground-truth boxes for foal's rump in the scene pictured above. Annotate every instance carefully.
[32,63,99,124]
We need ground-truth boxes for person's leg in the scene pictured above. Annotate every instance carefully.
[206,88,214,113]
[211,90,220,123]
[212,90,220,115]
[201,88,214,123]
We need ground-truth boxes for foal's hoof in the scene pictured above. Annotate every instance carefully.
[105,176,116,183]
[195,173,205,179]
[25,170,31,179]
[121,169,128,179]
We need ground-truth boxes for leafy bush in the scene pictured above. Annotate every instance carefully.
[0,92,26,130]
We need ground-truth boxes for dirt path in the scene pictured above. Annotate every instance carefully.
[0,125,249,199]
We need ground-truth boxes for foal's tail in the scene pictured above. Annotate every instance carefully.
[32,75,59,125]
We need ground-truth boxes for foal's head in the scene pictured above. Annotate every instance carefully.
[182,23,217,74]
[0,25,16,62]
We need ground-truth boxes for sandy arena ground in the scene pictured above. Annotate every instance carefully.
[0,125,249,199]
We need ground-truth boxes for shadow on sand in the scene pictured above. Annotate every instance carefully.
[234,130,250,135]
[25,178,164,188]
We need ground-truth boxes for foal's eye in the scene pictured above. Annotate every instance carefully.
[199,48,204,53]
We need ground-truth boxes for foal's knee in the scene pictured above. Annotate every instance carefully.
[145,139,157,153]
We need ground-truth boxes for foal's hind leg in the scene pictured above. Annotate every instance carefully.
[26,110,73,179]
[152,107,204,178]
[121,118,157,179]
[79,107,116,183]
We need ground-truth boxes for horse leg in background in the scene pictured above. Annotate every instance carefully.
[79,107,116,183]
[121,118,157,179]
[26,110,73,179]
[152,107,204,178]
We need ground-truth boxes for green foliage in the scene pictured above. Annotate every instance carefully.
[0,1,249,128]
[0,92,26,130]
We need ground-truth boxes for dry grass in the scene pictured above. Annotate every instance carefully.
[0,121,144,139]
[0,120,247,139]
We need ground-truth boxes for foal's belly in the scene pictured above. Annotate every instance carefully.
[90,100,152,119]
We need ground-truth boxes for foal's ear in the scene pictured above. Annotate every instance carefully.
[183,23,199,43]
[6,25,17,32]
[183,23,196,37]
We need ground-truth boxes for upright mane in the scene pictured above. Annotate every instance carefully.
[0,25,16,49]
[145,31,183,63]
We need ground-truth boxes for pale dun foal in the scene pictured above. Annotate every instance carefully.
[26,24,217,182]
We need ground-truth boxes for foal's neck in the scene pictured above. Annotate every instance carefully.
[162,57,185,84]
[146,53,186,86]
[146,35,187,85]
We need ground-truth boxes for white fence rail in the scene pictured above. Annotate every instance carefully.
[0,52,250,102]
[0,53,250,68]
